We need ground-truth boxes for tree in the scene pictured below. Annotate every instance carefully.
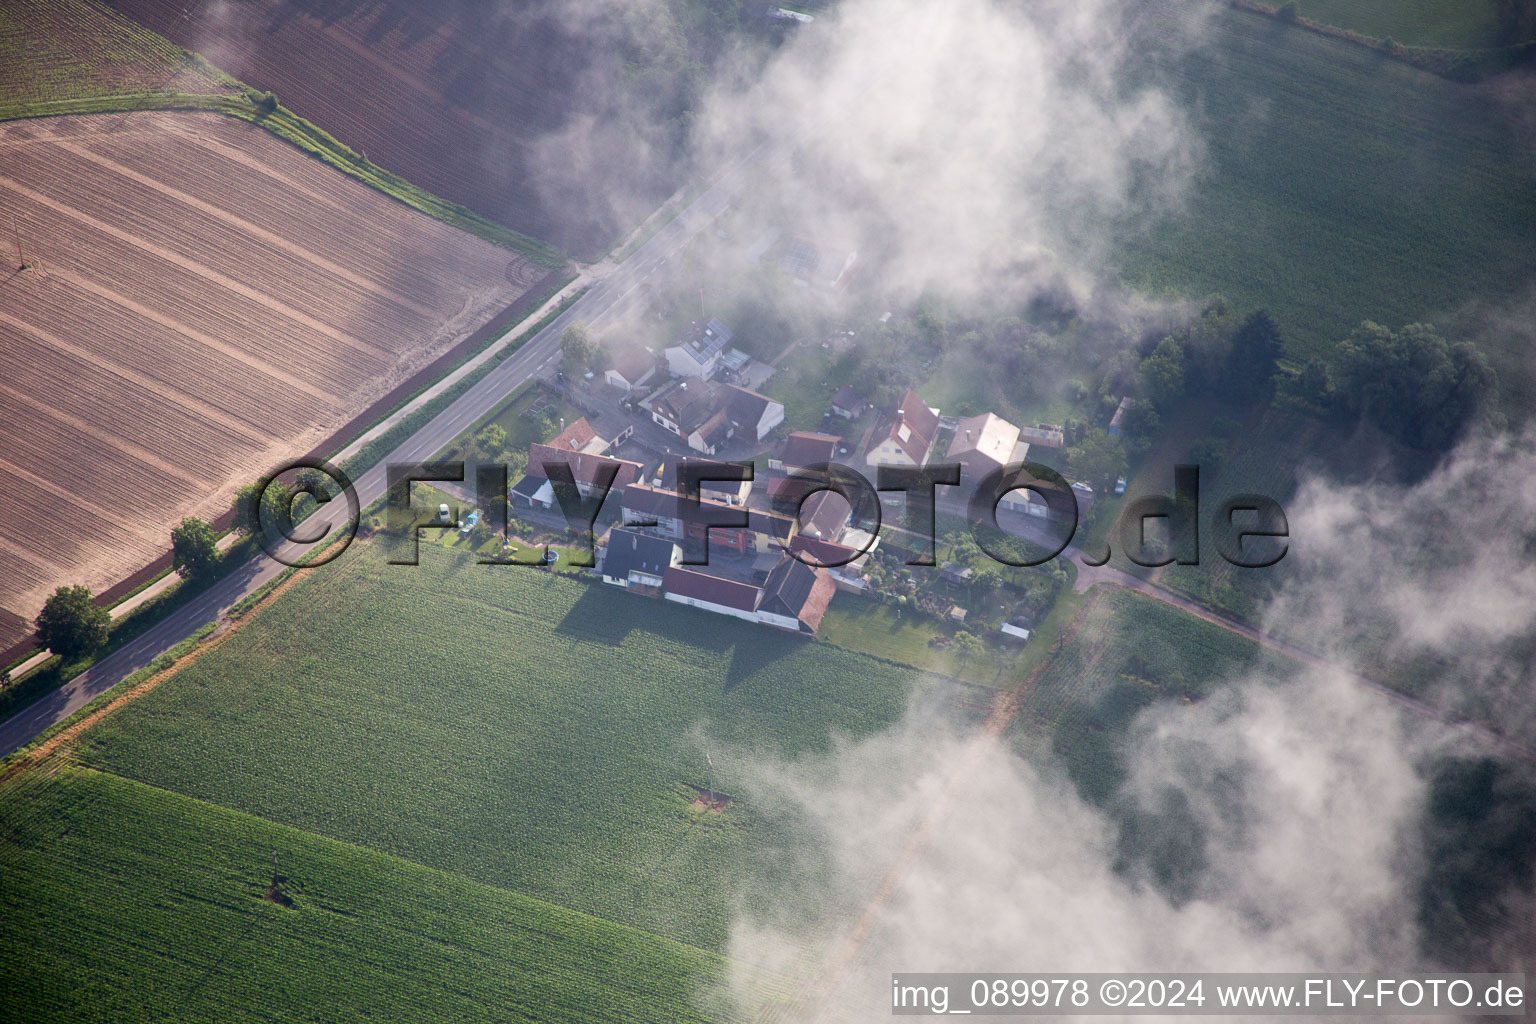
[952,630,983,665]
[36,584,110,661]
[1287,357,1333,409]
[476,423,508,460]
[1225,310,1284,405]
[1277,1,1299,21]
[171,517,220,582]
[1119,399,1161,455]
[559,322,596,376]
[1335,322,1498,451]
[1139,336,1186,411]
[231,480,295,539]
[1067,427,1127,492]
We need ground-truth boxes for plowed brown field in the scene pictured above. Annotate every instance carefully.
[108,0,668,257]
[0,111,542,652]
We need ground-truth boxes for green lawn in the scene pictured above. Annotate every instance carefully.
[818,594,1007,687]
[1289,0,1507,48]
[75,539,924,952]
[0,767,754,1024]
[1120,3,1536,411]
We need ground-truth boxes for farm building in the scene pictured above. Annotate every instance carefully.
[605,346,657,392]
[661,554,835,634]
[664,318,733,380]
[598,528,680,588]
[787,533,879,595]
[661,568,762,622]
[756,555,836,633]
[947,413,1022,480]
[1020,423,1065,448]
[999,622,1033,644]
[864,389,940,469]
[1108,396,1131,436]
[725,384,785,441]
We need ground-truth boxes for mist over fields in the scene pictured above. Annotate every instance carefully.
[7,0,1533,1019]
[563,0,1536,1014]
[710,428,1536,1020]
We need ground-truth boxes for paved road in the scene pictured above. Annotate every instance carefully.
[0,148,761,759]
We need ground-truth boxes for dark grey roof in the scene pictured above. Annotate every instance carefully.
[601,528,676,580]
[758,554,835,631]
[511,474,548,499]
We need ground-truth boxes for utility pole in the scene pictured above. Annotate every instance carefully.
[12,215,26,271]
[705,752,715,806]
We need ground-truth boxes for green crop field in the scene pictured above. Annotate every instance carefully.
[0,767,747,1023]
[73,540,929,953]
[1120,4,1536,410]
[0,0,237,117]
[1290,0,1506,49]
[1011,588,1297,806]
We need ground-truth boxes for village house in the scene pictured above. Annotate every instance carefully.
[620,482,797,555]
[664,318,732,380]
[643,378,785,455]
[864,388,940,469]
[657,453,753,506]
[661,553,835,634]
[597,528,680,589]
[768,430,839,471]
[546,416,610,457]
[946,412,1022,480]
[512,443,643,510]
[604,346,657,393]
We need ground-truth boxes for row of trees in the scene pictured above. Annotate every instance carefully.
[31,472,333,662]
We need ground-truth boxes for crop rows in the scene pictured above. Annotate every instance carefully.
[82,121,550,293]
[1119,2,1536,403]
[78,540,920,952]
[0,0,236,117]
[0,110,536,640]
[111,0,648,254]
[0,767,750,1023]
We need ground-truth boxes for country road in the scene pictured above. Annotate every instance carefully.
[0,147,761,759]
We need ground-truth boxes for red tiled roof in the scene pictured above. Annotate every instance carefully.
[789,534,861,567]
[800,490,850,541]
[869,389,938,463]
[663,567,761,612]
[527,443,640,491]
[781,431,839,468]
[759,554,836,632]
[548,417,597,452]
